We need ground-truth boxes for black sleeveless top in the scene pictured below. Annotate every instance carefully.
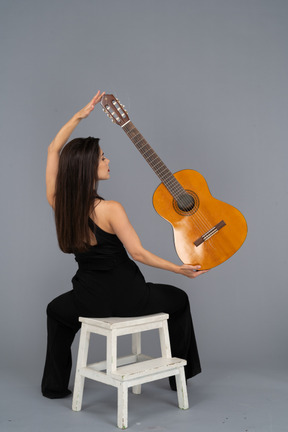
[74,218,129,271]
[72,218,149,316]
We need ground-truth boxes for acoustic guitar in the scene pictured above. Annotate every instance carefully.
[101,94,247,270]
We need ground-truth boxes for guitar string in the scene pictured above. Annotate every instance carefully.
[123,125,220,253]
[124,126,212,226]
[124,125,213,235]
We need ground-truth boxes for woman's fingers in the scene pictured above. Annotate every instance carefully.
[179,264,209,278]
[91,90,105,106]
[77,91,105,118]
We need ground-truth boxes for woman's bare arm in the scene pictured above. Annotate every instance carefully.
[46,91,104,207]
[106,201,208,279]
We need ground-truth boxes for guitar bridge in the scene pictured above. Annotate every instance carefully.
[194,220,226,247]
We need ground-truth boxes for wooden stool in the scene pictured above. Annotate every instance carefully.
[72,313,189,429]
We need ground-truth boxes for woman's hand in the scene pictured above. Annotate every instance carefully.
[76,90,105,119]
[49,90,105,153]
[177,264,209,279]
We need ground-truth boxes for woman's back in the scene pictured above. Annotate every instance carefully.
[89,199,117,239]
[74,215,129,271]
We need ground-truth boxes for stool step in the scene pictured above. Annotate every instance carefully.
[111,357,186,381]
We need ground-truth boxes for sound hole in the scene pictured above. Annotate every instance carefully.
[177,193,195,211]
[173,190,199,216]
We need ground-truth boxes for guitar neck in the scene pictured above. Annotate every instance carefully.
[122,121,185,200]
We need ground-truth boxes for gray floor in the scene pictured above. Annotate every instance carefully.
[1,366,287,432]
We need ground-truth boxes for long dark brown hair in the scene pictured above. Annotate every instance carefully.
[54,137,102,253]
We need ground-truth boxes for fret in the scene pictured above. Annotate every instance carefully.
[123,122,186,200]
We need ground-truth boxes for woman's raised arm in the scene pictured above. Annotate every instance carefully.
[46,91,104,207]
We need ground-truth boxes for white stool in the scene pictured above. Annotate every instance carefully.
[72,313,189,429]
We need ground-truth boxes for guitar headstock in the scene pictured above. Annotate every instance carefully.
[101,94,130,127]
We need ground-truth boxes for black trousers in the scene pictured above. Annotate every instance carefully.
[41,283,201,398]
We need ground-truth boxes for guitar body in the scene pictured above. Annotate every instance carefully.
[153,169,247,269]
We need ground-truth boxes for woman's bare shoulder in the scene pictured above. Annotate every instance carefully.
[98,200,124,213]
[91,200,126,233]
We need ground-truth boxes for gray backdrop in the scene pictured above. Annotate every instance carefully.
[1,0,287,381]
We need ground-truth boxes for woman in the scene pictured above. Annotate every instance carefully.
[42,91,208,399]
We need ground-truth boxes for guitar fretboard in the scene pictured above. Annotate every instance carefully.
[122,121,186,200]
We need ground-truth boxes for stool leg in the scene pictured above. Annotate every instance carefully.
[132,333,141,395]
[72,324,90,411]
[106,330,117,374]
[175,366,189,410]
[159,320,172,358]
[117,382,128,429]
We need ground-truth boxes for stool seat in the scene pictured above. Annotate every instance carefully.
[72,313,189,429]
[79,313,170,329]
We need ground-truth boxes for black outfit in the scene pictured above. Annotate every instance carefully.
[41,219,201,398]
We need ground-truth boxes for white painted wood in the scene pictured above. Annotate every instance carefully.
[72,324,90,411]
[175,366,189,410]
[132,333,141,356]
[79,366,120,387]
[117,382,128,429]
[112,357,186,380]
[159,320,172,358]
[83,320,165,337]
[106,330,117,374]
[87,353,152,372]
[72,314,189,428]
[81,361,186,388]
[79,313,169,329]
[118,368,182,388]
[114,322,162,337]
[131,333,141,394]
